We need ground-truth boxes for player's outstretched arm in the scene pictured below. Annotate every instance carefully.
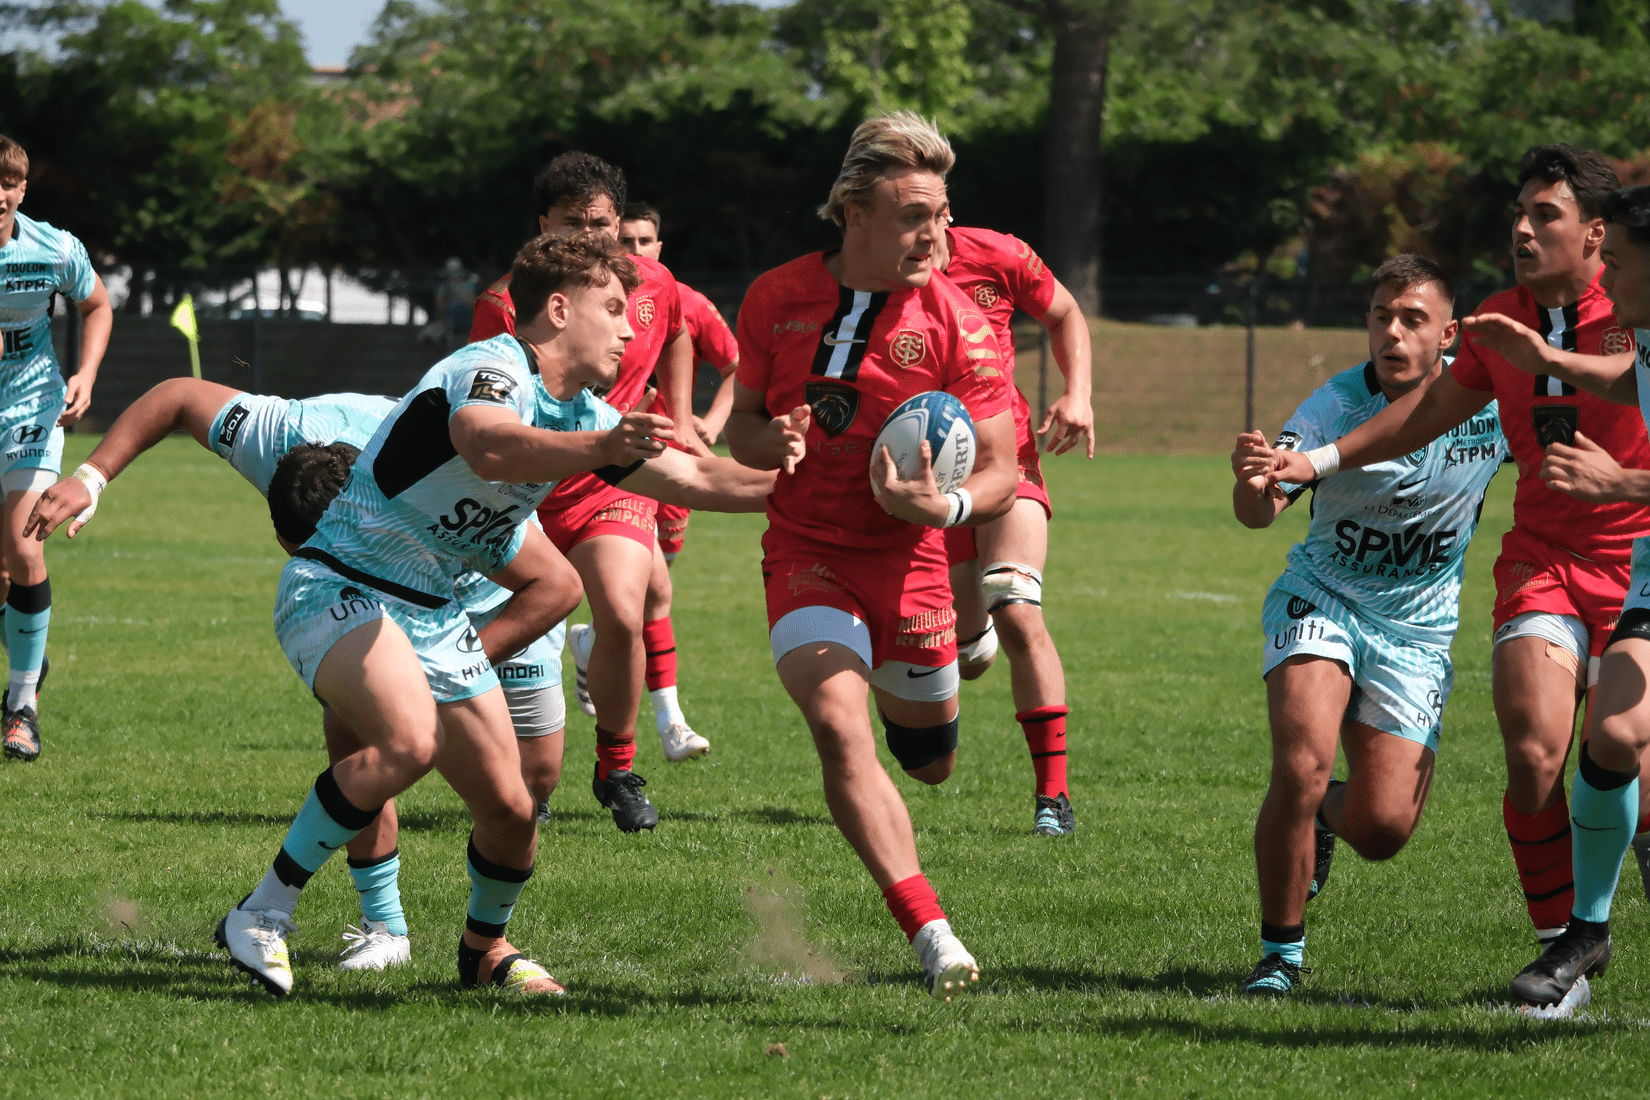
[1540,431,1650,504]
[61,274,113,426]
[1270,370,1491,485]
[1231,430,1290,529]
[451,401,669,483]
[1463,312,1637,406]
[615,448,776,512]
[1034,281,1095,459]
[25,377,244,541]
[871,409,1017,527]
[725,381,808,473]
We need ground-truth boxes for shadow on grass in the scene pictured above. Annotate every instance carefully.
[735,806,835,827]
[96,809,295,828]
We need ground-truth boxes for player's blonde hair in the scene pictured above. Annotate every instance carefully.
[818,112,954,228]
[0,134,28,185]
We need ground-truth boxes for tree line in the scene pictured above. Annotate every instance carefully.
[6,0,1650,313]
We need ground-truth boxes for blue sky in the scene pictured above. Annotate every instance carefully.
[282,0,382,68]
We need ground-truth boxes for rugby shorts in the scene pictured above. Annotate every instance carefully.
[1261,576,1450,754]
[538,483,657,556]
[465,600,566,693]
[763,527,957,672]
[275,555,499,704]
[944,389,1050,564]
[655,500,690,557]
[0,397,64,496]
[1605,535,1650,651]
[1492,524,1628,659]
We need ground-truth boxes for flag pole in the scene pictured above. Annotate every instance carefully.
[170,294,201,378]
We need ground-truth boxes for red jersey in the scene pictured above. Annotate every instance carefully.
[680,282,738,375]
[473,255,685,511]
[736,252,1014,551]
[942,227,1058,365]
[1450,271,1650,563]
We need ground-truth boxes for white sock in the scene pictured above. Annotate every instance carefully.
[243,865,303,916]
[651,685,685,733]
[8,669,41,712]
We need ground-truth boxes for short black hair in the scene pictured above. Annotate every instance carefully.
[622,202,661,235]
[532,152,626,219]
[1601,186,1650,248]
[1517,144,1621,220]
[1370,253,1455,311]
[268,442,359,546]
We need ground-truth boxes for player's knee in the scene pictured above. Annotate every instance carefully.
[904,750,956,785]
[879,710,959,777]
[991,602,1047,656]
[1269,752,1333,804]
[1343,815,1414,862]
[1593,710,1650,760]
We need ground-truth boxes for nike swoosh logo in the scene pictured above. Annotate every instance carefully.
[18,628,43,635]
[821,334,865,347]
[317,841,342,850]
[906,666,946,679]
[1396,477,1426,490]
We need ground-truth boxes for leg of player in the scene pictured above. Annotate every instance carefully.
[777,641,978,1001]
[217,619,440,995]
[569,535,659,832]
[948,526,997,682]
[1244,655,1350,996]
[1494,635,1586,940]
[643,542,709,761]
[976,498,1071,837]
[434,688,563,995]
[1510,636,1650,1009]
[517,725,565,818]
[1,477,55,763]
[321,707,411,971]
[1316,723,1434,861]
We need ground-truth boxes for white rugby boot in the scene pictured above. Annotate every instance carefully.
[1518,975,1592,1020]
[660,722,710,761]
[913,918,979,1002]
[338,919,412,971]
[568,623,597,717]
[215,906,296,995]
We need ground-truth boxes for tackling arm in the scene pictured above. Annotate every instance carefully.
[1230,430,1292,529]
[1462,312,1637,406]
[450,403,669,484]
[614,448,775,512]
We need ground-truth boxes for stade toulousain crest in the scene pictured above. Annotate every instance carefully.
[633,296,656,329]
[972,283,1001,310]
[1604,327,1635,356]
[806,381,859,437]
[889,329,927,369]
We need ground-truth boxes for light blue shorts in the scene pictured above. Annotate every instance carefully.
[1261,580,1449,753]
[274,556,499,704]
[0,398,64,494]
[467,602,566,693]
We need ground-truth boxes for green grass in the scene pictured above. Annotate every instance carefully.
[4,436,1650,1098]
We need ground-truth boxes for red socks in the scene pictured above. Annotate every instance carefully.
[594,725,636,781]
[1504,792,1574,930]
[643,617,677,693]
[882,874,947,941]
[1018,705,1069,798]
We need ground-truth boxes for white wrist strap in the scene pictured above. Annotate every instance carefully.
[1305,444,1341,479]
[70,463,106,523]
[943,487,973,528]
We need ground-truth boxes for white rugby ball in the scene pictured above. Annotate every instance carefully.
[870,391,976,495]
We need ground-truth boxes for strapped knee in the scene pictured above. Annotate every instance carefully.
[980,562,1043,614]
[879,710,959,771]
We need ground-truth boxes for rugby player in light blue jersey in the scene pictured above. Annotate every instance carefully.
[26,380,569,972]
[1230,255,1507,996]
[1448,186,1650,1011]
[0,134,113,763]
[204,233,772,996]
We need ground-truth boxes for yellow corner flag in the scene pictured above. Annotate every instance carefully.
[170,294,201,378]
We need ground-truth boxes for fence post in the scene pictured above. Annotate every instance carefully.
[1244,276,1257,433]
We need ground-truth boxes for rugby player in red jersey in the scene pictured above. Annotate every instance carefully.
[1265,145,1650,1009]
[726,113,1018,999]
[469,152,707,833]
[930,221,1094,837]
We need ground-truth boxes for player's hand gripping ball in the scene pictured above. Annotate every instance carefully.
[870,391,976,494]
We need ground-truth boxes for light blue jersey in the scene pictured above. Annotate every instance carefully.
[1620,329,1650,618]
[209,392,396,497]
[1273,361,1508,646]
[0,211,95,415]
[304,334,623,606]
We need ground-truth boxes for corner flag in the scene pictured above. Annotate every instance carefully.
[170,294,201,378]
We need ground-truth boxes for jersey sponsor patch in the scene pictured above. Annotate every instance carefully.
[805,380,859,437]
[1274,430,1303,451]
[467,368,518,404]
[1286,596,1317,620]
[218,403,251,449]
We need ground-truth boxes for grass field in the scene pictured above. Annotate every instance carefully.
[6,433,1650,1098]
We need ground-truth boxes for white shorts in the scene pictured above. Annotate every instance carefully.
[770,605,960,703]
[1494,610,1597,688]
[275,555,498,704]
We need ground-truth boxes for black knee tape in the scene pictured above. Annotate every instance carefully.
[314,766,382,831]
[6,578,50,615]
[880,710,959,771]
[1579,742,1639,792]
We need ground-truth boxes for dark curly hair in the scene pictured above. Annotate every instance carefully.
[1602,186,1650,248]
[511,232,641,323]
[268,442,360,546]
[533,151,627,220]
[1518,144,1621,220]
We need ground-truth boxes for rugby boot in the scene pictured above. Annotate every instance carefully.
[1510,917,1611,1007]
[1033,792,1075,837]
[338,919,411,971]
[913,919,979,1002]
[533,799,551,825]
[1308,779,1343,902]
[1239,953,1307,996]
[1518,975,1592,1020]
[659,722,710,761]
[457,936,565,995]
[214,904,295,995]
[568,623,597,717]
[592,765,658,832]
[2,705,40,763]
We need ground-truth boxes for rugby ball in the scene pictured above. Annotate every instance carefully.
[870,391,976,495]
